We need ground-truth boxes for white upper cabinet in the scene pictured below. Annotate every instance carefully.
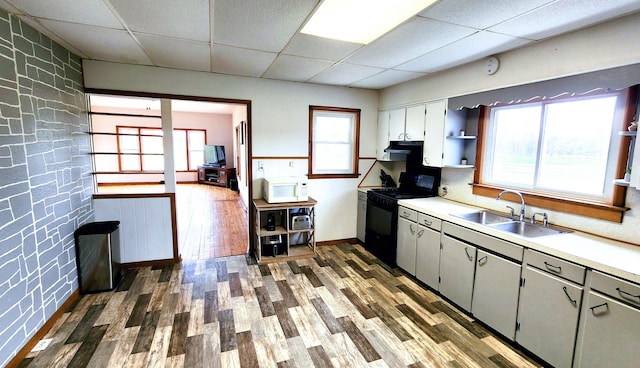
[377,110,391,160]
[389,108,406,141]
[405,104,426,141]
[423,100,446,167]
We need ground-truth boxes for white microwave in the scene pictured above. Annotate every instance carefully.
[263,177,308,203]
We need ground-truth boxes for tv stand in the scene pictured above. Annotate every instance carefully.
[197,166,236,187]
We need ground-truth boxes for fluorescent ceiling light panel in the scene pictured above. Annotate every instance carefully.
[301,0,436,44]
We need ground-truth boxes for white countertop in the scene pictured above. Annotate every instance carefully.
[399,197,640,284]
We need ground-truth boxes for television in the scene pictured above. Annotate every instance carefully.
[203,145,226,167]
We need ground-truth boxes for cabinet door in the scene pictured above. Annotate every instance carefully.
[576,292,640,368]
[405,104,425,141]
[423,100,446,167]
[389,108,406,141]
[439,234,476,312]
[219,169,227,185]
[516,266,583,368]
[415,225,440,290]
[396,217,416,275]
[356,196,367,243]
[472,250,521,340]
[377,110,390,160]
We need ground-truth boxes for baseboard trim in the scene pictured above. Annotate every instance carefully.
[317,238,359,246]
[5,289,81,368]
[120,257,180,269]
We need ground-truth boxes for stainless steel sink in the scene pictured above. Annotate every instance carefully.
[451,211,515,225]
[489,221,570,238]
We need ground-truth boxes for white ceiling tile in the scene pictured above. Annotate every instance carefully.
[136,33,210,72]
[109,0,210,42]
[214,0,318,52]
[284,34,363,61]
[350,69,427,89]
[489,0,640,40]
[419,0,555,30]
[13,15,87,57]
[346,17,476,68]
[9,0,123,28]
[263,54,333,82]
[397,31,530,73]
[212,44,277,78]
[308,63,384,86]
[39,19,152,64]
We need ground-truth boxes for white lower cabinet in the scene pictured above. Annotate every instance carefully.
[396,208,418,275]
[471,250,521,340]
[439,233,476,312]
[516,264,584,368]
[575,271,640,368]
[397,216,417,275]
[415,223,441,290]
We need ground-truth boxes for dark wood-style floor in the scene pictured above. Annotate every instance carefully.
[19,244,542,367]
[98,183,249,260]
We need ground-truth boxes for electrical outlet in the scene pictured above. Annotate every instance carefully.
[289,161,294,167]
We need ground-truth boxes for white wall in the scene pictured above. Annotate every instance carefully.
[83,62,379,241]
[379,12,640,244]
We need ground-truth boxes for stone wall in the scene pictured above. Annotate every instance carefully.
[0,9,93,365]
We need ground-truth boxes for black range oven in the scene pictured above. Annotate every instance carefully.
[365,167,441,267]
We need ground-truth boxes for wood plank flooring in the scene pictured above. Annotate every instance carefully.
[19,244,542,368]
[97,183,249,260]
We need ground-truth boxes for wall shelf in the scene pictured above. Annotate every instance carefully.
[253,198,316,264]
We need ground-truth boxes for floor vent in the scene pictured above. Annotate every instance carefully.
[32,338,53,352]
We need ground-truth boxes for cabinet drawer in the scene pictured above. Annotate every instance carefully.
[525,250,585,285]
[417,213,441,231]
[590,271,640,308]
[398,207,417,222]
[442,222,523,262]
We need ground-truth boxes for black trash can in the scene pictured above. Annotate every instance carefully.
[74,221,121,294]
[229,178,239,192]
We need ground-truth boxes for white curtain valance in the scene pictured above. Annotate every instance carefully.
[450,63,640,110]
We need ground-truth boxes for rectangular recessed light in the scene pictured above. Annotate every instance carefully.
[301,0,436,44]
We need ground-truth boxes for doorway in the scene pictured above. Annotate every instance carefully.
[87,93,251,261]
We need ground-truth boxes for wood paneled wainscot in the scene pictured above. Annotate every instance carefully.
[253,198,316,264]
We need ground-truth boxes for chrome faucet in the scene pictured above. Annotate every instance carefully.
[497,189,525,221]
[531,212,548,226]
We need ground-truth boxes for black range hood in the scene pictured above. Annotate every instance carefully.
[384,140,423,154]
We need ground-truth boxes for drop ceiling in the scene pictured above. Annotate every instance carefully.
[2,0,640,90]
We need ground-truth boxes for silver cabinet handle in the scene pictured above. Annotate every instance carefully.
[402,211,410,218]
[477,255,488,265]
[464,247,473,262]
[397,133,404,139]
[423,219,432,226]
[417,229,424,238]
[409,224,415,235]
[544,261,562,274]
[616,287,640,302]
[562,286,577,307]
[589,302,609,316]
